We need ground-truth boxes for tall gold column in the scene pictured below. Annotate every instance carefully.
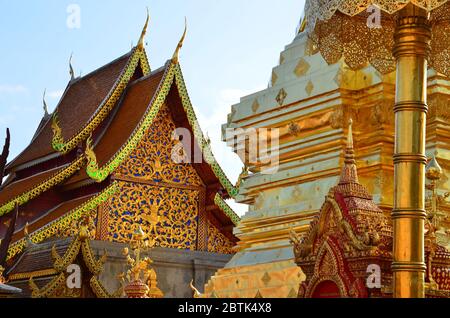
[392,4,430,298]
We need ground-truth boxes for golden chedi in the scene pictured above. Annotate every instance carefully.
[206,1,450,298]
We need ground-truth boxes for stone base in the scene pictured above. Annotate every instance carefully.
[93,241,233,298]
[7,239,232,298]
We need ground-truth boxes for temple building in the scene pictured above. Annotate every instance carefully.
[291,120,450,298]
[0,18,239,297]
[204,13,450,297]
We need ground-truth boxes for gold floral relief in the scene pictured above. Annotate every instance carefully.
[56,209,97,239]
[207,221,234,255]
[118,104,202,187]
[107,181,199,250]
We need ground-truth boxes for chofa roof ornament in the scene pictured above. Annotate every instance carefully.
[172,17,187,64]
[137,8,150,50]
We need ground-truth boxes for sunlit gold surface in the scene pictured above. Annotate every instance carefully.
[204,261,304,298]
[391,4,430,298]
[215,3,450,296]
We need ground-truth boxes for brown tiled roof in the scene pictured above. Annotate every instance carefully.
[10,195,95,243]
[66,67,166,185]
[7,52,132,171]
[95,68,166,166]
[0,167,61,207]
[7,238,72,276]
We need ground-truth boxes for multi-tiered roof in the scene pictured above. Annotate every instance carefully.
[0,16,239,261]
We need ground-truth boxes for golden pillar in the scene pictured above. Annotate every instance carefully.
[392,4,430,298]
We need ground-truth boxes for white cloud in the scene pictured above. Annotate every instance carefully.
[0,85,27,94]
[47,90,64,99]
[196,86,263,217]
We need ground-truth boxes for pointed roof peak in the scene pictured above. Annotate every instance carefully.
[69,53,75,81]
[137,8,150,50]
[347,118,353,148]
[42,89,49,117]
[172,17,187,64]
[339,118,358,184]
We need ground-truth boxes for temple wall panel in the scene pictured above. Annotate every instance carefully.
[100,103,228,251]
[55,208,97,239]
[105,181,199,250]
[207,220,234,254]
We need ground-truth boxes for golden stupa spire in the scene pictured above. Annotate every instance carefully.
[137,8,150,49]
[42,89,49,117]
[69,53,75,81]
[339,118,358,184]
[172,17,187,64]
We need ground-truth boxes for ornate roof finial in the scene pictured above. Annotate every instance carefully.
[24,222,36,248]
[85,134,102,183]
[69,53,75,81]
[172,17,187,64]
[51,112,65,152]
[42,89,49,117]
[339,118,358,184]
[24,222,29,237]
[137,8,150,49]
[190,279,203,298]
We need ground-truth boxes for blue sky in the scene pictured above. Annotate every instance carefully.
[0,0,305,215]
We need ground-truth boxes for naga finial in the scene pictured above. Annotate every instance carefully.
[24,222,29,237]
[172,17,187,64]
[236,165,249,189]
[190,279,203,298]
[43,89,49,117]
[69,53,75,80]
[85,135,98,168]
[24,222,36,248]
[51,112,65,152]
[138,8,150,49]
[85,134,105,183]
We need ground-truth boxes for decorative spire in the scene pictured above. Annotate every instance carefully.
[69,53,75,81]
[339,118,358,184]
[43,89,49,117]
[172,17,187,64]
[137,8,150,49]
[426,155,443,181]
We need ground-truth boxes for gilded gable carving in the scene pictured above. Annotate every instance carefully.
[117,104,202,186]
